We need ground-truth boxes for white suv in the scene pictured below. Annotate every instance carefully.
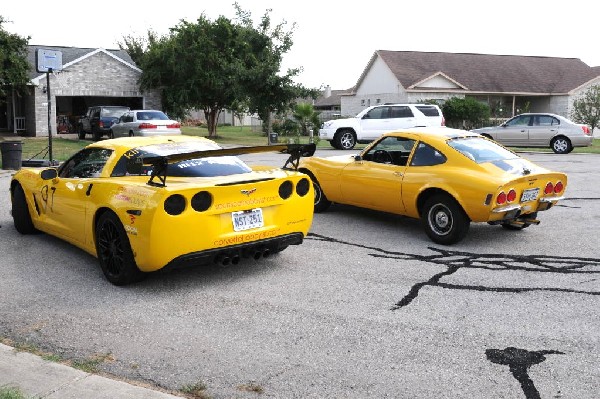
[319,103,445,150]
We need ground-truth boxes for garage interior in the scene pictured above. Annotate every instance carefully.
[56,96,143,133]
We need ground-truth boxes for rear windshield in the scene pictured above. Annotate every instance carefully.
[137,111,169,121]
[447,137,518,163]
[111,142,252,177]
[415,105,440,116]
[101,107,129,117]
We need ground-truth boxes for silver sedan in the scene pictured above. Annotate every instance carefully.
[472,113,593,154]
[110,110,182,138]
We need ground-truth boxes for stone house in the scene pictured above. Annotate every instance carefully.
[1,45,162,137]
[322,51,600,123]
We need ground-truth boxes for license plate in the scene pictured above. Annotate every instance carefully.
[521,188,539,202]
[232,208,264,231]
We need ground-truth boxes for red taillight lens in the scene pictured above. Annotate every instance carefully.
[98,121,104,128]
[544,182,554,194]
[497,192,507,205]
[167,123,181,129]
[441,117,446,126]
[554,181,564,193]
[581,125,591,135]
[507,189,517,202]
[138,123,157,129]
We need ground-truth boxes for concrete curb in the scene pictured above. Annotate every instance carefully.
[0,344,183,399]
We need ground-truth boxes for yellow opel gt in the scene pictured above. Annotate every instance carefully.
[10,135,315,285]
[299,127,567,245]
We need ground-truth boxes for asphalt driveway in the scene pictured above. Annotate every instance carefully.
[0,151,598,398]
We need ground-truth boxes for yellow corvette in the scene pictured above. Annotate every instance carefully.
[10,135,315,285]
[299,127,567,245]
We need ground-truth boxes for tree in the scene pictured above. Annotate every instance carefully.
[292,102,320,137]
[233,4,319,135]
[571,85,600,133]
[0,16,30,100]
[441,97,490,130]
[128,3,318,137]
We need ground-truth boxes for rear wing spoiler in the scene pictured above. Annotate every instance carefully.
[140,143,316,187]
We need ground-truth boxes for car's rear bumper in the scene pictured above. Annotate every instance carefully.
[571,135,594,147]
[161,232,304,271]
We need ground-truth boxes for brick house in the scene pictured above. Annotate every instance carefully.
[1,45,162,137]
[327,51,600,124]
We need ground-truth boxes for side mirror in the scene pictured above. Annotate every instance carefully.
[354,155,362,161]
[41,168,58,180]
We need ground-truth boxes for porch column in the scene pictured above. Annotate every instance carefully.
[512,96,516,116]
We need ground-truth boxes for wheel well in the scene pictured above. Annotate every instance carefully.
[93,207,115,240]
[417,188,454,216]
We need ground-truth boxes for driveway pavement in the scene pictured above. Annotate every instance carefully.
[1,150,598,398]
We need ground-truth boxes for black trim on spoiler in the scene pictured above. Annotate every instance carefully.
[141,143,316,187]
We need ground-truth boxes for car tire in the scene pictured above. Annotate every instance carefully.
[95,211,145,286]
[77,125,86,140]
[550,136,572,154]
[421,194,470,245]
[108,130,114,139]
[11,184,38,234]
[309,175,331,213]
[334,129,356,150]
[330,140,340,149]
[129,131,135,137]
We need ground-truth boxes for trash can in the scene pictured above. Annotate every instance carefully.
[1,140,23,170]
[268,132,278,145]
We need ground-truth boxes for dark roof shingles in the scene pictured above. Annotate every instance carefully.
[378,50,597,93]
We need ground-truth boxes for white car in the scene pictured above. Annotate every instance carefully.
[110,110,182,138]
[319,103,445,150]
[471,113,593,154]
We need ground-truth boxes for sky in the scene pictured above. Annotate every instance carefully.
[3,0,597,90]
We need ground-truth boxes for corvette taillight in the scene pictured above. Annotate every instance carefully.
[139,123,157,129]
[296,178,310,197]
[191,191,212,212]
[164,194,186,215]
[279,180,293,199]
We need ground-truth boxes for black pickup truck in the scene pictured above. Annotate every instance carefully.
[77,106,130,140]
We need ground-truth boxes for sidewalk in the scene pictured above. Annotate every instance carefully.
[0,343,183,399]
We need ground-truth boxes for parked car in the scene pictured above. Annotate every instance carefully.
[110,110,181,138]
[299,127,567,245]
[471,113,593,154]
[78,106,130,141]
[10,135,316,285]
[319,103,445,150]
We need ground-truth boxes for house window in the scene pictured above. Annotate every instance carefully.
[376,98,381,104]
[361,100,365,106]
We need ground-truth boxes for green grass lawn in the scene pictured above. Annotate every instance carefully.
[2,126,599,166]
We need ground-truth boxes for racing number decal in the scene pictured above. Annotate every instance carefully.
[39,185,56,212]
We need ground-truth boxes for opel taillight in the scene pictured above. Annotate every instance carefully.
[544,182,554,195]
[497,192,507,205]
[554,181,564,193]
